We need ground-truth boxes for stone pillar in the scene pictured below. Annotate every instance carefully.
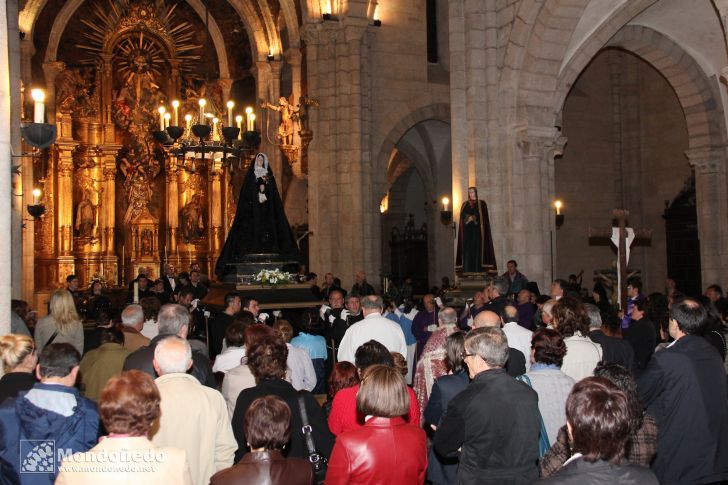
[42,61,65,125]
[686,148,728,288]
[302,1,375,289]
[284,49,303,146]
[448,0,490,255]
[19,39,34,88]
[517,128,567,290]
[0,0,12,334]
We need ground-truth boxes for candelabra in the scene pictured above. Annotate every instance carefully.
[152,124,261,173]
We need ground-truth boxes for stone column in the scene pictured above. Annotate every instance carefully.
[686,148,728,288]
[42,61,65,125]
[302,1,375,289]
[19,39,34,89]
[267,60,285,185]
[517,128,567,290]
[284,49,302,146]
[0,0,12,334]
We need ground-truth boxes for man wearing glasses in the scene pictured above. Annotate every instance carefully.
[433,327,540,484]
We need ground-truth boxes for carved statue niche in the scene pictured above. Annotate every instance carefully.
[141,228,154,256]
[55,68,99,118]
[75,189,98,239]
[180,193,205,242]
[119,150,160,224]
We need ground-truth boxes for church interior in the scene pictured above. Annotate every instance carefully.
[2,0,728,315]
[1,2,728,484]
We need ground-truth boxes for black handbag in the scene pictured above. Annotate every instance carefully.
[297,393,328,484]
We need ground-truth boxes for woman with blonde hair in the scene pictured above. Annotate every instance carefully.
[0,334,37,403]
[35,289,84,354]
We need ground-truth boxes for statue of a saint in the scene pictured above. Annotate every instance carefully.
[456,187,497,273]
[261,97,298,145]
[181,194,205,241]
[215,153,301,279]
[75,190,97,239]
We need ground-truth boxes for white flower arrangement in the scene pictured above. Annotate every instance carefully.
[253,269,293,287]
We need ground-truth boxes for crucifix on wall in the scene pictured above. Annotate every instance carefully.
[589,209,652,310]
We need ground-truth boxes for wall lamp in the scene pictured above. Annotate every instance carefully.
[440,196,452,225]
[555,199,564,229]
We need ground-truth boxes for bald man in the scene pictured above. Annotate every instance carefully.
[471,310,527,377]
[473,310,501,328]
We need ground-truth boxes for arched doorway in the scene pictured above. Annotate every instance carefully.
[381,119,452,291]
[555,47,692,294]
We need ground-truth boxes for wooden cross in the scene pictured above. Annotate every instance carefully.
[588,209,652,310]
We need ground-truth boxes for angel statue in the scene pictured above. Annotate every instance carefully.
[261,97,298,145]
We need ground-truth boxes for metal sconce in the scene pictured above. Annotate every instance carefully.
[440,197,453,225]
[555,200,564,229]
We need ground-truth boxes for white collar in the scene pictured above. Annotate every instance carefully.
[562,453,583,467]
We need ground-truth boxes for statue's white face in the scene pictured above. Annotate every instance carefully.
[256,156,264,167]
[469,189,476,201]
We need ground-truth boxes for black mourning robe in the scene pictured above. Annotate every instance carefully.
[455,199,497,273]
[215,158,300,279]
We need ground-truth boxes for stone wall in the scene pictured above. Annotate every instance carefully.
[555,49,690,294]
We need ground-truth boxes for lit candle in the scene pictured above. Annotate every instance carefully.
[245,106,253,131]
[212,117,219,141]
[158,106,166,131]
[133,281,139,303]
[185,114,192,135]
[171,100,180,126]
[442,197,450,212]
[555,200,563,216]
[250,114,256,131]
[31,89,45,123]
[226,100,234,126]
[32,188,41,205]
[164,112,171,129]
[235,115,243,139]
[198,98,206,123]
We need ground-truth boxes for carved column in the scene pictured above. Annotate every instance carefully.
[42,61,65,125]
[208,159,223,273]
[516,127,567,290]
[56,144,76,281]
[101,148,119,284]
[165,157,179,258]
[686,148,728,288]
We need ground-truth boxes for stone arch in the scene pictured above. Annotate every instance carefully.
[558,25,727,150]
[279,0,301,49]
[374,103,450,180]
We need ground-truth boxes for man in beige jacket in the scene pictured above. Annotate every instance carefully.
[151,337,237,485]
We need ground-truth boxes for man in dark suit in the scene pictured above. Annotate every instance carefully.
[472,310,526,377]
[585,304,634,370]
[161,263,178,297]
[485,276,510,317]
[123,303,215,388]
[623,299,656,370]
[637,299,728,484]
[434,327,539,484]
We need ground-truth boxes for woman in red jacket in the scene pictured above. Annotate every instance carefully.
[326,364,427,485]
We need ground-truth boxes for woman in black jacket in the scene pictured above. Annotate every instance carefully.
[231,335,334,462]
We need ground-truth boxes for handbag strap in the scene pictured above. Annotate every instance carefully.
[45,330,60,347]
[297,393,318,458]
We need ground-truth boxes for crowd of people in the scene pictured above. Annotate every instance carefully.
[0,261,727,484]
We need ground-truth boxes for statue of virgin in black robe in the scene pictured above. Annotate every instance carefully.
[215,153,300,279]
[456,187,497,273]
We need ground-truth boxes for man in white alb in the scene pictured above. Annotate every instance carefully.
[337,295,407,363]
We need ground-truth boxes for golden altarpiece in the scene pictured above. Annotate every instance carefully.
[25,0,312,295]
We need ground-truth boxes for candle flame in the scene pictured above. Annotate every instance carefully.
[31,89,45,102]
